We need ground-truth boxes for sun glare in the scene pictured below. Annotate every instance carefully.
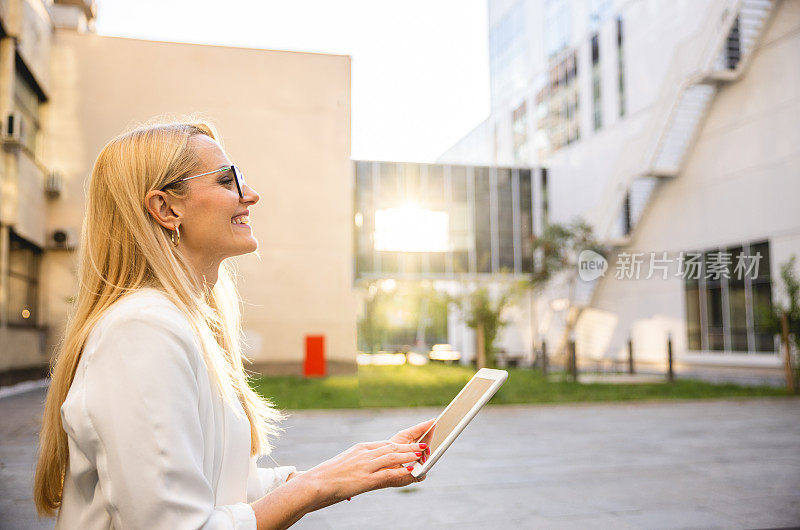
[374,204,449,252]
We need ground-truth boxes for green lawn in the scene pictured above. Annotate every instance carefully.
[249,363,790,410]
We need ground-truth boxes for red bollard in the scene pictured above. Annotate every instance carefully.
[304,335,326,377]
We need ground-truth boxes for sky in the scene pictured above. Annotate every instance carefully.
[94,0,491,163]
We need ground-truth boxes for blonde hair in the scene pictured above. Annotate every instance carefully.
[33,119,286,517]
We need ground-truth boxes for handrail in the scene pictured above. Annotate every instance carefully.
[591,0,741,241]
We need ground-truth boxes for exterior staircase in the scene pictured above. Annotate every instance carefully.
[598,0,776,245]
[541,0,776,363]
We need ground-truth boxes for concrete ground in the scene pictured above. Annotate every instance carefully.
[2,386,799,529]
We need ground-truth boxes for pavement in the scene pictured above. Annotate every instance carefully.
[2,386,799,529]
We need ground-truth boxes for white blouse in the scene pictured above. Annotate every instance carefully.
[56,288,296,529]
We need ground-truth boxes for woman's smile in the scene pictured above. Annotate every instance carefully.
[231,212,250,227]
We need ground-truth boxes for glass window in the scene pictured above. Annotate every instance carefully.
[591,33,602,131]
[726,245,748,351]
[750,241,774,352]
[378,162,399,207]
[519,169,533,273]
[512,102,528,163]
[355,162,533,279]
[449,166,470,275]
[14,70,42,157]
[683,241,775,353]
[545,0,571,57]
[704,250,725,351]
[541,50,579,156]
[588,0,612,31]
[496,169,515,272]
[355,161,373,278]
[474,168,492,273]
[425,165,445,206]
[685,277,702,350]
[489,1,527,106]
[617,16,626,118]
[403,163,420,203]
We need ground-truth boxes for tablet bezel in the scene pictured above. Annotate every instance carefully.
[410,367,507,478]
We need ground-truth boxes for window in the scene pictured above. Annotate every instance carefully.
[489,1,527,106]
[540,168,549,226]
[353,162,537,279]
[545,0,571,57]
[725,16,741,69]
[474,167,492,273]
[591,33,602,131]
[683,240,775,353]
[512,101,528,163]
[617,16,626,118]
[588,0,612,31]
[535,50,580,157]
[8,231,41,326]
[496,169,514,272]
[519,169,533,273]
[14,68,42,157]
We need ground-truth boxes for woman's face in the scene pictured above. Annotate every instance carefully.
[177,134,260,266]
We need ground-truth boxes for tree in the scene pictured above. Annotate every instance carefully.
[763,255,800,392]
[528,218,606,374]
[446,279,527,369]
[530,219,604,286]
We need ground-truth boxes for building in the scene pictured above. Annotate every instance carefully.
[441,0,798,384]
[0,0,355,386]
[353,160,545,362]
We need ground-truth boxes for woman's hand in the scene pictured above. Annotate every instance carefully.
[300,439,429,511]
[390,417,435,466]
[390,417,436,445]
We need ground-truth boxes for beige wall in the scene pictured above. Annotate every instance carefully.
[43,32,356,374]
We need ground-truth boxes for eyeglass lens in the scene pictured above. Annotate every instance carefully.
[232,165,245,199]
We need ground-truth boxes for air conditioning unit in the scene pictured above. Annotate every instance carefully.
[45,171,63,199]
[48,228,77,250]
[3,111,23,144]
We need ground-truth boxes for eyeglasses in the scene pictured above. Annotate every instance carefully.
[162,165,246,199]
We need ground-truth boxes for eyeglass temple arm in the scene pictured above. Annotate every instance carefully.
[178,166,232,183]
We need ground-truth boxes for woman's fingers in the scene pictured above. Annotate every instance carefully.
[370,442,427,458]
[390,418,436,444]
[358,440,391,450]
[374,465,421,488]
[371,450,423,471]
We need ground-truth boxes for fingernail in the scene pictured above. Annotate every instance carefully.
[415,451,422,456]
[419,443,428,449]
[347,497,352,501]
[406,465,414,471]
[425,448,430,455]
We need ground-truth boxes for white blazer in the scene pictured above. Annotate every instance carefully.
[56,288,296,529]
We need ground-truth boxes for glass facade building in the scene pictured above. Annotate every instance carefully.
[354,161,540,281]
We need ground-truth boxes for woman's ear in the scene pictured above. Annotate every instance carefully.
[144,190,184,229]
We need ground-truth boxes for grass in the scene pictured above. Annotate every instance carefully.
[249,363,791,410]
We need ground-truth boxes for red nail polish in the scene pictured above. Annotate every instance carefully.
[406,465,414,471]
[347,497,351,501]
[415,451,422,456]
[420,443,428,449]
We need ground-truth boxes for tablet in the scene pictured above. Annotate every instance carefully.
[409,368,507,478]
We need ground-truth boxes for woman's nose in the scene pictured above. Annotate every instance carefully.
[242,184,259,205]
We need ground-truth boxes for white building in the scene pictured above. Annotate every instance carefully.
[441,0,798,383]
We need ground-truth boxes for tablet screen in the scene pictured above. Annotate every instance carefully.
[416,376,495,455]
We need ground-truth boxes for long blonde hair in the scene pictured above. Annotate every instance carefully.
[33,119,286,517]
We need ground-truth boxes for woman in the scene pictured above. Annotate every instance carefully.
[33,120,433,529]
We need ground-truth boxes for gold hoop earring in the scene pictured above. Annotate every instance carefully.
[171,225,181,247]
